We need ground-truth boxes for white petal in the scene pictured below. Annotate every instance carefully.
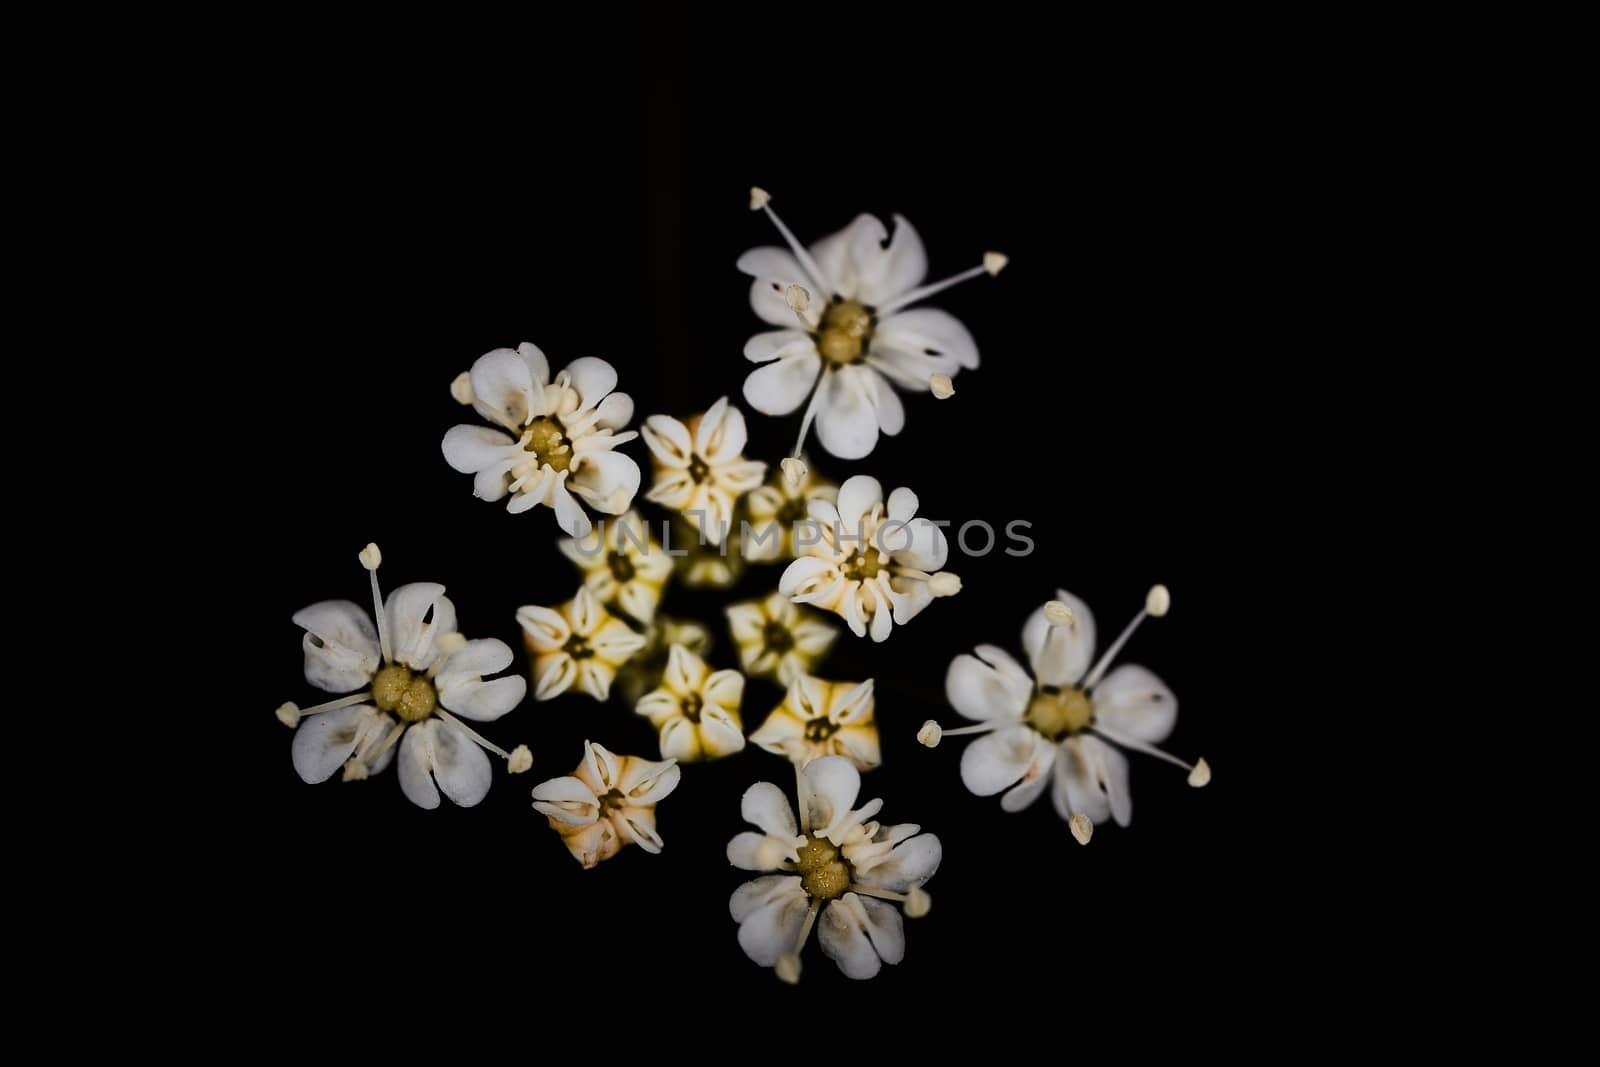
[613,807,663,852]
[441,424,518,474]
[437,641,525,721]
[886,486,918,522]
[694,397,748,464]
[533,655,577,701]
[748,706,804,756]
[469,347,535,431]
[960,724,1047,796]
[733,878,810,966]
[890,517,948,573]
[641,415,693,468]
[516,341,550,385]
[560,357,618,412]
[617,753,680,805]
[741,781,798,838]
[867,368,904,436]
[834,474,884,529]
[570,450,641,515]
[531,774,598,826]
[658,717,701,762]
[743,351,822,416]
[1092,664,1178,743]
[852,832,942,893]
[1053,736,1114,825]
[1022,590,1097,686]
[817,896,884,980]
[737,246,812,327]
[550,480,592,538]
[383,584,453,671]
[744,329,812,364]
[874,308,979,371]
[856,214,927,306]
[730,874,804,922]
[702,668,745,711]
[728,831,792,871]
[291,704,385,783]
[397,721,438,809]
[944,649,1031,722]
[801,756,862,837]
[591,391,634,431]
[293,599,380,694]
[431,718,494,807]
[579,740,622,794]
[815,367,881,460]
[516,604,570,651]
[808,214,887,300]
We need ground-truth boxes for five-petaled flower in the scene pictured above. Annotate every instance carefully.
[635,645,747,762]
[725,592,839,685]
[739,187,1004,464]
[517,586,647,702]
[780,474,959,641]
[923,586,1208,845]
[558,510,674,625]
[277,544,531,809]
[442,344,641,537]
[533,740,681,868]
[750,673,879,771]
[728,756,940,982]
[642,397,766,546]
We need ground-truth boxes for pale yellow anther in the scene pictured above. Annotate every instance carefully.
[917,720,942,748]
[1188,757,1211,788]
[508,744,533,774]
[1070,814,1093,845]
[435,632,468,657]
[928,572,962,597]
[905,886,932,918]
[359,543,383,571]
[776,954,802,984]
[1044,600,1075,626]
[341,759,370,783]
[984,252,1008,276]
[1146,584,1171,617]
[785,284,810,313]
[781,457,808,487]
[450,371,474,405]
[929,373,955,399]
[275,702,300,728]
[749,186,771,210]
[753,836,792,870]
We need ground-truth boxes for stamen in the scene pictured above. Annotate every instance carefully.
[275,692,370,727]
[450,372,474,405]
[789,368,829,465]
[928,572,962,597]
[847,884,931,918]
[435,707,511,760]
[1044,600,1075,626]
[1069,814,1093,845]
[776,897,823,984]
[753,836,793,870]
[917,720,942,747]
[929,373,955,399]
[1091,723,1206,786]
[1083,584,1169,689]
[367,719,408,765]
[360,543,394,664]
[341,759,369,782]
[751,189,833,298]
[427,631,469,677]
[877,253,1007,315]
[508,744,534,774]
[931,720,1008,739]
[788,740,812,834]
[781,457,808,487]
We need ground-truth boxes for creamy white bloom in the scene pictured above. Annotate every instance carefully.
[635,645,747,762]
[749,673,879,771]
[742,460,837,562]
[278,543,530,809]
[642,397,767,546]
[779,474,958,641]
[558,510,674,625]
[533,740,680,868]
[927,586,1206,841]
[725,592,839,684]
[442,343,641,538]
[728,756,940,982]
[516,586,647,702]
[739,188,1004,463]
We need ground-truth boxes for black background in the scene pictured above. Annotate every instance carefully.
[236,6,1267,1024]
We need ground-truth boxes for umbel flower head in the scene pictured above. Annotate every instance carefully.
[739,186,1005,468]
[742,460,837,562]
[517,586,647,701]
[780,474,960,641]
[533,740,680,868]
[725,592,839,684]
[635,644,747,762]
[750,674,880,771]
[558,510,673,625]
[728,756,940,982]
[442,343,641,537]
[642,396,766,546]
[921,586,1209,845]
[276,544,531,809]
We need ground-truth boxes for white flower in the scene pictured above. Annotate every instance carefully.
[749,674,879,771]
[742,460,837,562]
[926,586,1207,843]
[533,740,680,868]
[642,397,767,545]
[557,510,674,625]
[725,592,839,684]
[779,474,959,642]
[516,586,647,702]
[277,543,530,809]
[635,645,747,762]
[739,187,1005,463]
[442,343,641,537]
[728,756,940,982]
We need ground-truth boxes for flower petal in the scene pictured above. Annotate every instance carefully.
[802,756,866,839]
[874,307,979,372]
[744,329,812,364]
[960,724,1047,796]
[591,390,634,431]
[808,214,888,300]
[818,896,886,980]
[728,831,793,870]
[617,753,680,805]
[642,414,693,468]
[533,654,577,701]
[737,246,812,327]
[613,807,663,852]
[694,397,747,464]
[578,740,622,794]
[856,213,927,306]
[291,704,388,784]
[384,584,455,671]
[570,450,641,515]
[1092,664,1178,744]
[1022,590,1097,687]
[293,599,380,694]
[437,640,525,720]
[744,350,822,416]
[741,781,798,838]
[441,424,518,475]
[469,347,535,432]
[517,604,570,652]
[834,475,884,530]
[735,881,810,966]
[560,357,618,412]
[945,649,1031,722]
[532,775,598,826]
[1053,735,1120,826]
[851,831,941,893]
[815,367,881,460]
[421,718,492,808]
[730,874,803,922]
[516,341,550,385]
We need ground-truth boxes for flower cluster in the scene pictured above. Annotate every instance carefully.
[273,188,1210,983]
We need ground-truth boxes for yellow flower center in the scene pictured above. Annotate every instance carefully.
[597,788,626,817]
[523,416,574,472]
[841,550,882,582]
[607,551,636,582]
[681,691,704,723]
[688,454,711,483]
[1026,686,1094,740]
[762,620,795,654]
[796,835,852,900]
[816,299,874,365]
[803,716,839,742]
[371,664,438,723]
[565,634,594,660]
